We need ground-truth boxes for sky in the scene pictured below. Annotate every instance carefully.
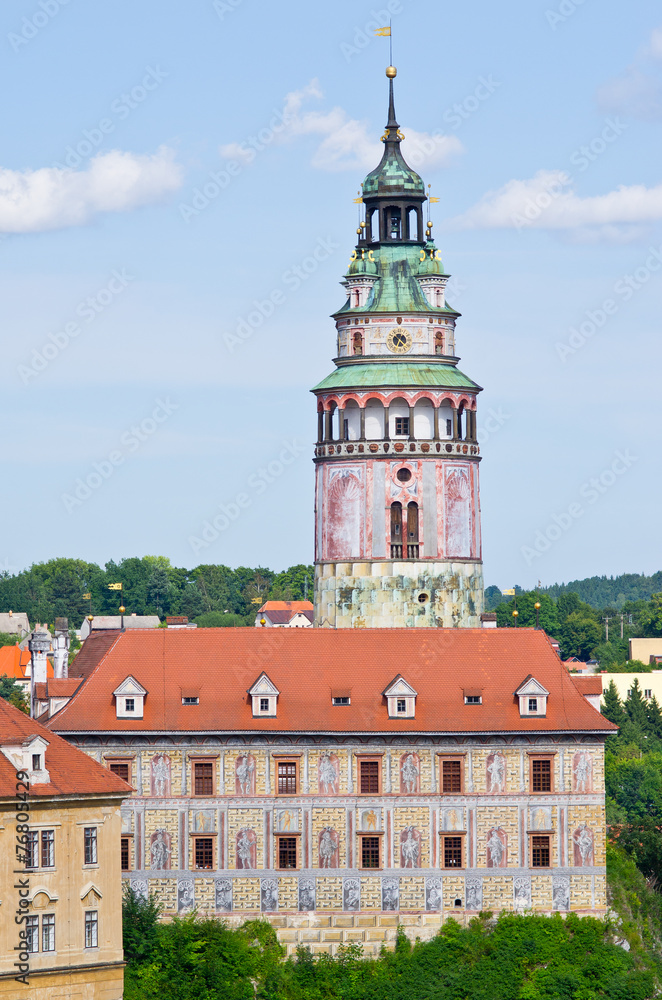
[1,0,660,590]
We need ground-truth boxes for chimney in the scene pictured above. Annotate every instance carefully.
[53,618,70,679]
[28,626,52,718]
[480,613,497,629]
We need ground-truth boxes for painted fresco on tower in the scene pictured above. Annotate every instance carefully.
[486,827,507,868]
[572,751,593,793]
[573,825,594,866]
[445,466,472,557]
[400,826,421,868]
[149,830,172,870]
[235,754,256,795]
[150,754,171,796]
[318,827,339,868]
[400,752,420,793]
[326,467,363,559]
[318,752,339,794]
[486,751,506,793]
[236,828,257,869]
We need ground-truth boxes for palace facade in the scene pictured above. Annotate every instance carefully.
[47,627,615,954]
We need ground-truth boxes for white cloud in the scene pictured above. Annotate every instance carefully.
[0,146,182,234]
[450,169,662,239]
[596,24,662,121]
[219,79,463,174]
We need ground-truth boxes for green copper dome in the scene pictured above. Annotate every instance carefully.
[362,145,425,198]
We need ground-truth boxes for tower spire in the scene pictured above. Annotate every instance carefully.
[385,65,399,140]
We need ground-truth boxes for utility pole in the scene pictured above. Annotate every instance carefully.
[602,616,612,642]
[620,614,624,639]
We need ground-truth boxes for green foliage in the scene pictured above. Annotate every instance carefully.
[122,886,162,965]
[194,612,251,628]
[483,584,503,611]
[533,571,662,610]
[0,674,28,713]
[602,659,652,673]
[639,593,662,637]
[0,558,314,627]
[0,632,22,647]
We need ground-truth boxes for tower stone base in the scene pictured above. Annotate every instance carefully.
[315,560,484,628]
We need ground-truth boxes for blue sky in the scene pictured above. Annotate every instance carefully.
[1,0,660,589]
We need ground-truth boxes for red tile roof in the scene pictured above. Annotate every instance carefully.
[69,630,122,680]
[47,627,616,736]
[35,678,84,700]
[0,645,30,679]
[571,675,603,696]
[0,697,133,798]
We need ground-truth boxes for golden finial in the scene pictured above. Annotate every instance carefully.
[386,65,397,78]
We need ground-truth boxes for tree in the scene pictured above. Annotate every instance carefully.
[122,886,161,966]
[559,612,602,659]
[625,678,650,731]
[601,681,624,727]
[0,675,28,713]
[640,592,662,637]
[483,585,503,611]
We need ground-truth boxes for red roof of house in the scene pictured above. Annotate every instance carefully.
[69,630,122,680]
[35,678,84,701]
[46,627,616,736]
[0,697,133,798]
[0,644,51,680]
[571,675,603,696]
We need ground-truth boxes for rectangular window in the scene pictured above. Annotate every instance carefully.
[84,827,97,865]
[277,761,297,795]
[441,759,462,794]
[528,698,538,713]
[645,689,652,699]
[26,915,39,953]
[396,698,406,713]
[84,911,98,949]
[332,696,350,706]
[359,759,380,794]
[446,418,452,436]
[125,698,135,712]
[32,754,41,771]
[182,696,199,705]
[194,761,214,796]
[395,417,409,436]
[194,837,214,870]
[121,837,131,871]
[277,837,298,869]
[42,914,55,952]
[531,758,552,793]
[260,697,270,712]
[531,835,550,868]
[464,695,481,705]
[361,836,380,869]
[25,830,39,868]
[109,761,130,783]
[41,830,55,868]
[443,836,463,868]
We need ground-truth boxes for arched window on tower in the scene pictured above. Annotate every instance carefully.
[436,288,444,307]
[390,502,403,559]
[435,330,444,355]
[385,207,401,240]
[407,503,419,558]
[353,331,363,355]
[353,289,360,308]
[407,207,419,241]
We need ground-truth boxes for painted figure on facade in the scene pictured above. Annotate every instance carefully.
[400,752,420,794]
[486,751,506,793]
[400,826,420,868]
[261,880,278,911]
[178,880,194,912]
[150,829,172,870]
[486,827,506,868]
[215,879,232,911]
[382,879,399,911]
[466,879,482,910]
[552,877,570,911]
[363,808,379,830]
[572,751,593,793]
[299,880,316,911]
[236,828,256,869]
[151,754,171,797]
[318,752,339,794]
[573,825,594,866]
[235,754,256,795]
[514,878,531,909]
[426,879,442,911]
[344,878,360,911]
[318,827,339,868]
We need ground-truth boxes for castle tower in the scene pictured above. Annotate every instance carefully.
[312,66,484,628]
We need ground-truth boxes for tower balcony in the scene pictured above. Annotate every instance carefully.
[314,439,480,460]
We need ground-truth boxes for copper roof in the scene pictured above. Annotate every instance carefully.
[47,628,616,736]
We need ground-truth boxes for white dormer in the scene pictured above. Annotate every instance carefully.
[383,676,417,718]
[248,673,279,717]
[0,734,51,784]
[113,676,147,719]
[515,676,549,717]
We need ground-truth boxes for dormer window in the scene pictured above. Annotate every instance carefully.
[515,676,549,717]
[463,688,482,705]
[113,676,147,720]
[248,673,279,717]
[182,696,199,706]
[383,676,417,719]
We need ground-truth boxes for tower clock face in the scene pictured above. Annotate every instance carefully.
[386,327,412,353]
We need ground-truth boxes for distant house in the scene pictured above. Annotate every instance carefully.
[0,643,52,699]
[79,614,160,640]
[629,638,662,665]
[255,601,314,628]
[0,611,30,638]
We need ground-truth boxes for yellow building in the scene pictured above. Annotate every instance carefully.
[0,697,132,999]
[599,670,662,704]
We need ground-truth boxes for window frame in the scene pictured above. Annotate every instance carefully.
[530,834,551,868]
[120,837,131,872]
[26,915,39,953]
[41,829,55,868]
[84,826,98,865]
[106,758,133,784]
[25,830,39,869]
[259,697,270,712]
[441,834,465,869]
[84,910,98,949]
[358,756,382,795]
[276,758,299,796]
[191,758,215,797]
[193,836,215,870]
[528,754,554,794]
[42,913,55,953]
[438,755,465,795]
[276,835,299,870]
[359,835,382,869]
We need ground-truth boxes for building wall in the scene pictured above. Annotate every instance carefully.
[599,671,662,702]
[82,737,606,956]
[0,795,125,999]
